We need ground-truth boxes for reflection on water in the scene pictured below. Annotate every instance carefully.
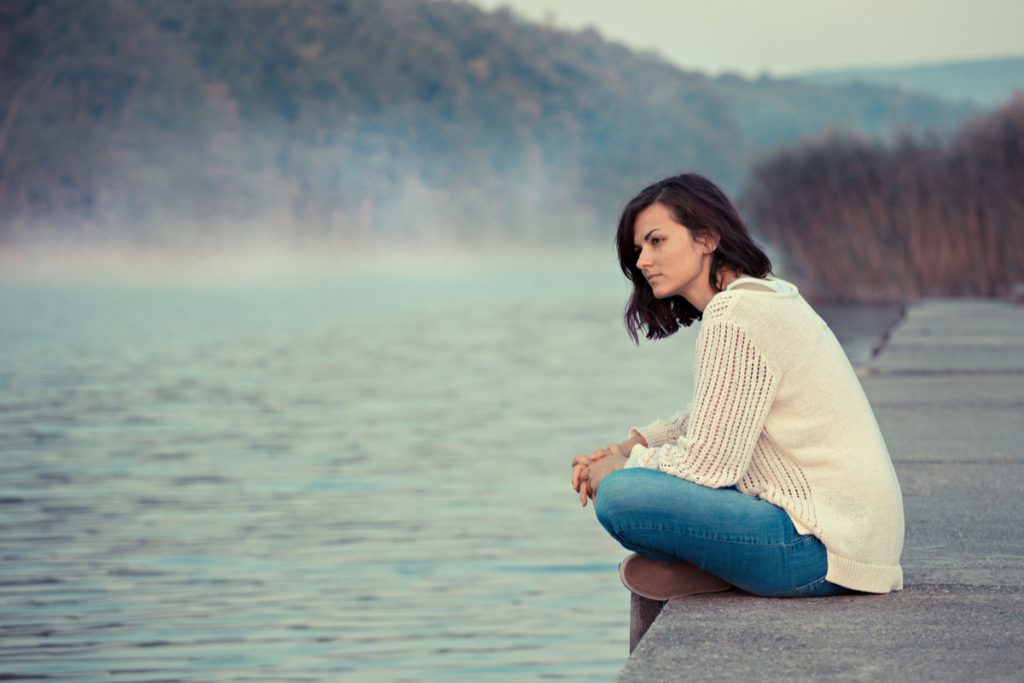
[1,252,677,682]
[0,252,896,681]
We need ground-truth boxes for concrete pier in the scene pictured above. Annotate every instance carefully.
[619,298,1024,682]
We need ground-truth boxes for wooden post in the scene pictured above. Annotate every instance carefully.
[629,592,665,653]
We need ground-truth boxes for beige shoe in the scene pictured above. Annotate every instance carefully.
[619,553,733,601]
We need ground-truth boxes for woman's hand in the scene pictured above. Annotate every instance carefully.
[571,446,611,493]
[571,441,636,507]
[581,451,628,504]
[572,444,620,505]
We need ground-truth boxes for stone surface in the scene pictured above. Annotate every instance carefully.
[860,374,1024,407]
[619,298,1024,682]
[897,462,1024,586]
[620,588,1024,682]
[877,405,1024,461]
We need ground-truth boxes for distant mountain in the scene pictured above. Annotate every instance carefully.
[0,0,979,248]
[711,73,974,154]
[796,56,1024,107]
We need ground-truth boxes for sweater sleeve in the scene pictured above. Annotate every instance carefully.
[628,411,689,448]
[625,320,781,488]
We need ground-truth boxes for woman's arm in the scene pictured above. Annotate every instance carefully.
[627,320,780,488]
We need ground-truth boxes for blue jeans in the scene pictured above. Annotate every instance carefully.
[595,468,851,598]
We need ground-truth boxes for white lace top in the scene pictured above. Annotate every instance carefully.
[625,276,905,593]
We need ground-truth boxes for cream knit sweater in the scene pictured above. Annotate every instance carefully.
[625,276,905,594]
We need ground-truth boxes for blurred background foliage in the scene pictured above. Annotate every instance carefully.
[744,95,1024,301]
[0,1,979,244]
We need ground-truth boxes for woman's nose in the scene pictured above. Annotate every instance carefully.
[636,249,652,269]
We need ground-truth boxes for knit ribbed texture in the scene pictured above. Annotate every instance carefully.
[629,411,688,449]
[624,277,905,594]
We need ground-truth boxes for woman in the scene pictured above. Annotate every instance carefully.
[571,173,904,599]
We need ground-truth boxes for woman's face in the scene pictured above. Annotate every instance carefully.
[632,202,714,304]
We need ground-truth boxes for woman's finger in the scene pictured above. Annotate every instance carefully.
[578,468,590,505]
[571,454,594,469]
[572,462,589,490]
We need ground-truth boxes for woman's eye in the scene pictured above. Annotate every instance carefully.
[651,237,663,246]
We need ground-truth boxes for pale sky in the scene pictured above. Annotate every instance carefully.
[470,0,1024,77]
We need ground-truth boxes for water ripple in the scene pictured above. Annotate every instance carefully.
[1,263,891,682]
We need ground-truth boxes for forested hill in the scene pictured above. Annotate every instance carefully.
[0,0,977,248]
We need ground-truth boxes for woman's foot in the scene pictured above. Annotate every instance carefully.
[619,553,733,601]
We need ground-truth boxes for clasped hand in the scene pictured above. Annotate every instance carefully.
[571,443,629,507]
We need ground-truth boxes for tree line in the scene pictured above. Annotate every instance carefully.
[743,95,1024,302]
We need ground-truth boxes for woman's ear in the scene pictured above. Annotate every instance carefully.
[696,232,719,254]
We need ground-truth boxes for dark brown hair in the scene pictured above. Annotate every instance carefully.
[616,173,773,343]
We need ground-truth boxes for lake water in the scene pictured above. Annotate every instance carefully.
[0,250,899,682]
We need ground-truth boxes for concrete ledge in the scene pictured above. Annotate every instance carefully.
[621,587,1024,682]
[619,299,1024,682]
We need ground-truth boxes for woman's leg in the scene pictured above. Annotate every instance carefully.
[594,468,850,598]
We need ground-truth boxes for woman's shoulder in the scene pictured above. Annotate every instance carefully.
[727,275,798,296]
[703,276,799,322]
[707,281,843,368]
[704,277,825,347]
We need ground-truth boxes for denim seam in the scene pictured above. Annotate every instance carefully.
[611,523,818,549]
[792,575,829,594]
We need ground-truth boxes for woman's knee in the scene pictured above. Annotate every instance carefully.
[594,469,637,531]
